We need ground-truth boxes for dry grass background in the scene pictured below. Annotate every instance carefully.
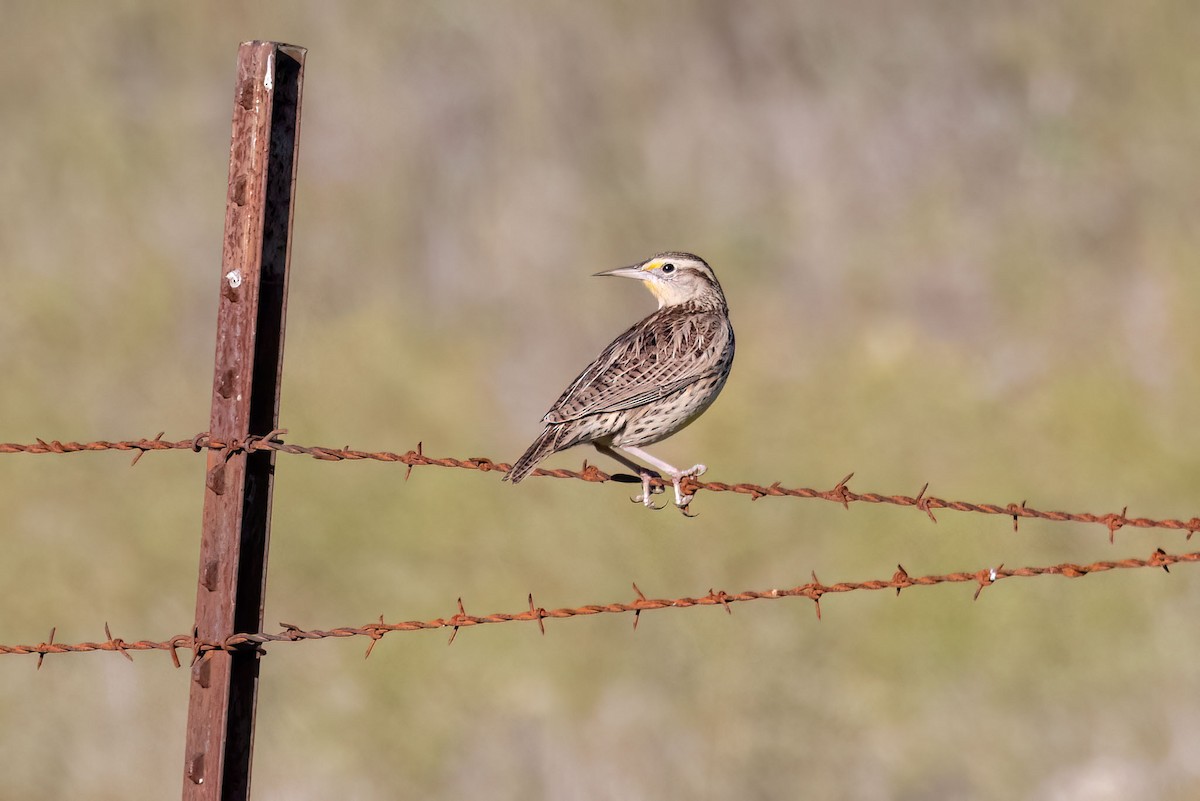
[3,2,1200,799]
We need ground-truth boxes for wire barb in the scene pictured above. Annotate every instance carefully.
[914,483,937,523]
[630,582,648,630]
[528,594,547,636]
[35,627,55,671]
[1105,507,1129,544]
[808,571,825,620]
[129,431,165,467]
[447,598,468,645]
[363,615,387,659]
[974,564,1003,601]
[104,622,134,663]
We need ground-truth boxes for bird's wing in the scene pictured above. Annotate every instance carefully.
[543,308,732,424]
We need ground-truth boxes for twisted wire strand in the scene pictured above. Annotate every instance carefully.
[4,547,1191,666]
[2,431,1196,539]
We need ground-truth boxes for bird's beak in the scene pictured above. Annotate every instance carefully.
[594,264,648,280]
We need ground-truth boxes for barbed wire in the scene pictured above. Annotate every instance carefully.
[2,431,1197,540]
[3,546,1190,667]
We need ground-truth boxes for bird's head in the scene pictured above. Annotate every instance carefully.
[595,252,725,310]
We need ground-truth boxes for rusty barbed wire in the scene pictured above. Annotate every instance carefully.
[2,431,1197,540]
[2,546,1192,666]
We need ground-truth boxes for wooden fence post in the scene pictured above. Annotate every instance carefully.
[182,41,305,801]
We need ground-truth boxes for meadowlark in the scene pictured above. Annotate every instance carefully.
[504,252,734,512]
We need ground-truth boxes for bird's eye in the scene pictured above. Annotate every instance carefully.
[661,263,675,274]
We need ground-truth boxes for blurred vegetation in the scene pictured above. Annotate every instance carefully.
[3,2,1200,799]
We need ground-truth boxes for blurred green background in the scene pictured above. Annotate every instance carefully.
[3,2,1200,799]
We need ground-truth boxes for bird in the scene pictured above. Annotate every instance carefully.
[504,252,734,513]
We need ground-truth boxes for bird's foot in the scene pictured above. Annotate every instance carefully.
[671,464,707,515]
[631,470,665,509]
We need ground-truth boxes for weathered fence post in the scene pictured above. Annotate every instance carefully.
[182,41,305,801]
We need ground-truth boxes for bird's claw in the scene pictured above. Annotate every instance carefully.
[670,464,706,513]
[677,497,699,517]
[631,471,666,509]
[630,492,667,509]
[671,484,698,516]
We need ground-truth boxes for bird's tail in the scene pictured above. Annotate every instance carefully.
[505,426,565,484]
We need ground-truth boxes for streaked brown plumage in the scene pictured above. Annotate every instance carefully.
[505,252,734,511]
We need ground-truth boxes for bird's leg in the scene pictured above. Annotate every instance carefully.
[594,444,664,508]
[614,446,706,512]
